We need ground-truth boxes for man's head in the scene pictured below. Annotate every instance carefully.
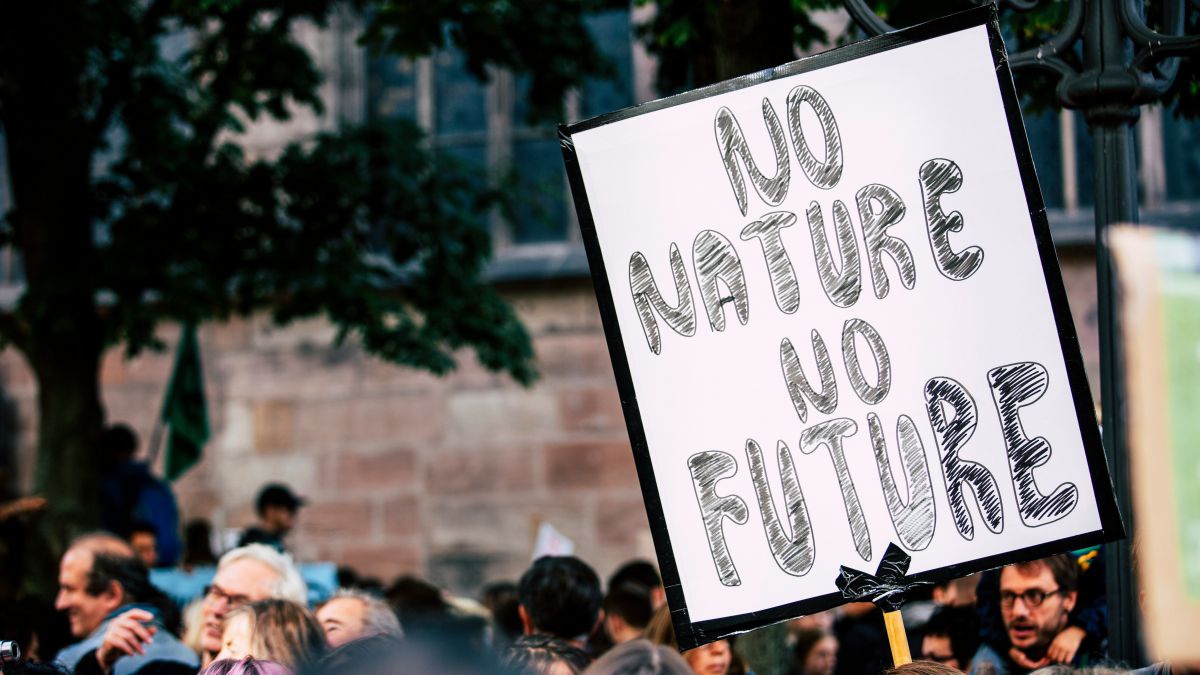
[517,556,602,644]
[316,589,403,648]
[100,424,139,466]
[199,544,307,656]
[931,574,978,607]
[55,533,143,637]
[999,555,1078,656]
[919,606,980,670]
[129,521,158,569]
[602,582,654,645]
[254,484,305,537]
[608,560,666,609]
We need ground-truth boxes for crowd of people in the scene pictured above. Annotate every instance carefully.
[0,431,1187,675]
[0,513,1187,675]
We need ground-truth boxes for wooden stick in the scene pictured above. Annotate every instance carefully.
[883,609,912,666]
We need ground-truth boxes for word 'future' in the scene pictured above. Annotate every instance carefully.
[624,85,1080,587]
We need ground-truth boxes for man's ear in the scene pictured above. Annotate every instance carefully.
[651,587,667,610]
[104,580,126,611]
[518,604,535,635]
[1062,590,1078,614]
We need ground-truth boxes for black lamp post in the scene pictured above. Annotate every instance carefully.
[844,0,1199,665]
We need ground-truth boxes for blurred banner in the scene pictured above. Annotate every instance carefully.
[1111,225,1200,664]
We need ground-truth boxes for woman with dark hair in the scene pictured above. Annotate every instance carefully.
[788,629,837,675]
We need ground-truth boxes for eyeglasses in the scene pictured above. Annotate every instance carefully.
[1000,587,1062,609]
[204,584,252,610]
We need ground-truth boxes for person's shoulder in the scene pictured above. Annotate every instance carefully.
[970,641,1011,675]
[1128,665,1172,675]
[55,632,104,671]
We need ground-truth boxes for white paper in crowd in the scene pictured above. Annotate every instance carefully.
[532,521,576,561]
[560,6,1121,647]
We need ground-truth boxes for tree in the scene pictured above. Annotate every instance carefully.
[0,0,620,594]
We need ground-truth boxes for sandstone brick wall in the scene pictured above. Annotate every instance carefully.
[3,253,1101,597]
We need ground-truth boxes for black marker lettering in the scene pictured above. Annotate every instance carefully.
[746,439,816,576]
[857,184,916,299]
[780,332,838,423]
[629,245,696,355]
[786,85,843,189]
[924,377,1005,540]
[988,362,1079,526]
[920,158,983,281]
[800,418,871,561]
[715,101,790,217]
[806,200,862,308]
[693,230,750,333]
[868,413,935,551]
[842,318,891,405]
[688,451,750,587]
[741,211,800,314]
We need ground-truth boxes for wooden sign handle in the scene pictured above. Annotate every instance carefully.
[883,609,912,666]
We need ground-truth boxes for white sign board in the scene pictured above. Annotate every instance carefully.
[560,7,1122,648]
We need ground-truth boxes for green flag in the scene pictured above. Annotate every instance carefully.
[162,323,210,481]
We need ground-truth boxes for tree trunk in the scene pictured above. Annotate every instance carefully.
[702,0,798,85]
[22,340,105,596]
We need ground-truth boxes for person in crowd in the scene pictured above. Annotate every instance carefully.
[212,600,325,674]
[885,662,965,674]
[98,425,181,567]
[386,576,448,626]
[602,583,654,647]
[681,641,733,675]
[237,485,306,552]
[974,549,1105,674]
[181,520,218,571]
[920,606,979,672]
[312,636,403,675]
[789,629,837,675]
[315,589,402,648]
[503,634,592,675]
[199,658,293,675]
[518,556,603,650]
[932,575,980,608]
[833,602,889,675]
[608,561,666,611]
[198,544,307,666]
[971,554,1096,674]
[53,533,197,675]
[481,581,523,650]
[127,522,157,570]
[643,606,743,675]
[584,639,693,675]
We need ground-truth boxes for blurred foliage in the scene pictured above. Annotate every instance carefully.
[0,0,624,580]
[0,0,642,387]
[639,0,1197,117]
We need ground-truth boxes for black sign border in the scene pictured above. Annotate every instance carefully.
[559,4,1124,650]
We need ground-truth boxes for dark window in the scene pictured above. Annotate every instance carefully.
[1164,112,1200,201]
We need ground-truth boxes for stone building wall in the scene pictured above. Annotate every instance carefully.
[3,251,1100,597]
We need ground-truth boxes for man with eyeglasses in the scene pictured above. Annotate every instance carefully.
[198,544,307,666]
[970,554,1089,674]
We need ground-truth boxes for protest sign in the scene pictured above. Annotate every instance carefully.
[1112,225,1200,664]
[560,6,1123,648]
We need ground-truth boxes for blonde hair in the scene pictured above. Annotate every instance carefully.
[227,600,326,672]
[643,605,678,650]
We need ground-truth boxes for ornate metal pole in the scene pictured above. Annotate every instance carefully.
[845,0,1199,666]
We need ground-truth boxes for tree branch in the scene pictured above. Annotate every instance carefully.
[88,0,171,146]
